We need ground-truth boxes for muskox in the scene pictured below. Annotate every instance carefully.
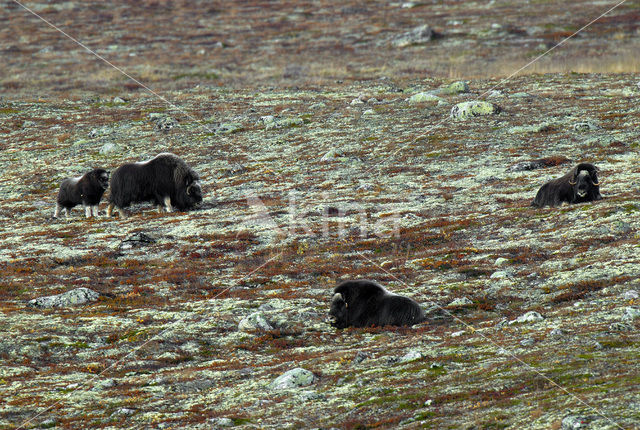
[531,162,602,208]
[329,280,426,329]
[53,168,110,218]
[106,153,202,218]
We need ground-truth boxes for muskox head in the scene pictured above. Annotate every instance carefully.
[329,292,348,329]
[91,169,110,190]
[569,163,600,202]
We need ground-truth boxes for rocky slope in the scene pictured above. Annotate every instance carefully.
[1,1,640,429]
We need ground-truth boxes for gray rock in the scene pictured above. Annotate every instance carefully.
[119,232,156,252]
[217,122,244,134]
[153,115,178,132]
[623,306,640,321]
[441,81,469,95]
[392,24,436,47]
[209,417,234,427]
[407,92,444,104]
[510,311,544,325]
[400,350,423,363]
[321,148,344,161]
[112,96,126,104]
[448,297,473,307]
[520,337,535,347]
[99,142,121,154]
[573,121,599,132]
[561,415,591,429]
[623,290,639,300]
[609,322,632,332]
[508,122,553,134]
[494,257,509,267]
[450,101,500,120]
[270,368,315,390]
[114,408,136,416]
[238,312,273,332]
[353,351,370,364]
[261,115,304,130]
[549,328,566,338]
[29,287,99,308]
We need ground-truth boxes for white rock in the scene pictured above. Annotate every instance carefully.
[28,288,99,308]
[270,368,314,390]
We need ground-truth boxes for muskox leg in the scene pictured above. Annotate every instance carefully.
[92,206,99,217]
[163,196,173,213]
[117,207,127,218]
[84,204,92,218]
[106,203,114,217]
[156,204,163,213]
[53,204,61,219]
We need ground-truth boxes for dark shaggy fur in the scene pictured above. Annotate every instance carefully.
[107,153,202,217]
[329,280,426,329]
[54,168,109,218]
[532,162,602,208]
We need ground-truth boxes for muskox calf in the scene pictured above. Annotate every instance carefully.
[329,280,426,329]
[53,168,110,218]
[106,153,202,218]
[532,162,602,208]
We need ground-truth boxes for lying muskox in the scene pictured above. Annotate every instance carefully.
[106,153,202,218]
[531,162,602,208]
[53,168,110,218]
[329,280,426,329]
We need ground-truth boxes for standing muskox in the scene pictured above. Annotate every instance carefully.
[531,162,602,208]
[329,280,426,329]
[106,153,202,218]
[53,168,110,218]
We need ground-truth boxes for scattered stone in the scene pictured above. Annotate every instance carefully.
[392,24,436,47]
[217,122,243,134]
[298,390,325,401]
[353,351,370,364]
[494,257,509,267]
[520,337,535,347]
[507,122,554,134]
[549,328,566,338]
[320,148,344,161]
[406,92,445,105]
[114,408,136,416]
[609,322,632,332]
[400,350,423,363]
[153,115,178,132]
[261,115,304,130]
[238,312,273,332]
[450,101,500,120]
[362,109,376,116]
[506,155,569,172]
[490,270,512,279]
[561,415,591,429]
[510,311,544,325]
[112,96,126,104]
[441,81,469,95]
[39,419,57,428]
[623,290,639,300]
[99,142,121,155]
[270,368,315,390]
[429,362,443,370]
[208,417,234,427]
[28,287,99,308]
[118,232,156,252]
[448,297,473,307]
[573,121,599,132]
[451,330,465,337]
[623,306,640,321]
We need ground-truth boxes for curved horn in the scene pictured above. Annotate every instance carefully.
[332,293,347,307]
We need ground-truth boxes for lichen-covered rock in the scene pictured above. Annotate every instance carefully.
[28,288,99,308]
[510,311,544,325]
[392,24,435,47]
[261,115,304,130]
[450,101,500,119]
[270,368,315,390]
[448,297,472,307]
[238,312,273,332]
[406,92,445,105]
[399,350,423,363]
[217,122,244,134]
[441,81,469,95]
